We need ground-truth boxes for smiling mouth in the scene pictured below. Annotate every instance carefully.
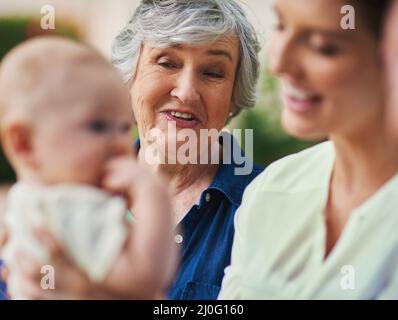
[169,111,195,121]
[162,110,198,122]
[280,81,323,113]
[161,110,199,128]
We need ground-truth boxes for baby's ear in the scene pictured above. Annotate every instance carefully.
[2,122,36,169]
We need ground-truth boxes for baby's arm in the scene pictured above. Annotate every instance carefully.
[100,156,177,299]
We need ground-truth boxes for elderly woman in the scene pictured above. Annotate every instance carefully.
[0,0,262,300]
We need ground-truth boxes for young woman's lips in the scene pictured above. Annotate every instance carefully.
[282,94,322,114]
[161,111,199,128]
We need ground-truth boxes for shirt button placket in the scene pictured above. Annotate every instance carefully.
[174,234,184,244]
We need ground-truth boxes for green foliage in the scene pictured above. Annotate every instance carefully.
[0,18,30,58]
[0,146,15,182]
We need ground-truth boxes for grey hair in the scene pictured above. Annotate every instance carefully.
[111,0,261,117]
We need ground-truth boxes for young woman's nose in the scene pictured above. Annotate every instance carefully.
[268,34,301,80]
[170,68,201,106]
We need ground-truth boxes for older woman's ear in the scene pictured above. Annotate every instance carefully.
[228,101,241,119]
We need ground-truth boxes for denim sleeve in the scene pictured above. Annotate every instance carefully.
[0,260,7,300]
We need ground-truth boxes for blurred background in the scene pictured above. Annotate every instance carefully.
[0,0,315,203]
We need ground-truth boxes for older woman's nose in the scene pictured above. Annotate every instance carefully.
[170,69,201,106]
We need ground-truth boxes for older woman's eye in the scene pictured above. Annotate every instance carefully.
[87,120,112,133]
[157,59,177,69]
[202,70,225,79]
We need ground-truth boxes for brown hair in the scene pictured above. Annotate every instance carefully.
[351,0,393,39]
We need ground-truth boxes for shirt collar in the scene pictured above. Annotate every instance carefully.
[206,132,261,207]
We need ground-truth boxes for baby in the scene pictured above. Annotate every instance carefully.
[0,36,176,299]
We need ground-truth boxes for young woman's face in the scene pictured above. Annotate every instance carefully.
[269,0,385,140]
[384,1,398,138]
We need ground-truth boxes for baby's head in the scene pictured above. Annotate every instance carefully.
[0,36,133,186]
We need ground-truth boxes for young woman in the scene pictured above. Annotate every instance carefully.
[219,0,398,299]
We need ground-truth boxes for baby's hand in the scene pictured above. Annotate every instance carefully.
[100,155,176,296]
[101,155,169,209]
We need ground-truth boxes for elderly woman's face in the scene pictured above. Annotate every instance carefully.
[384,0,398,139]
[130,34,239,152]
[269,0,384,140]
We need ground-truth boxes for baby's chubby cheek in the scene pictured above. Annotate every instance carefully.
[58,151,106,186]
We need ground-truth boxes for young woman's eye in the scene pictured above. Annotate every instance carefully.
[87,120,111,133]
[316,45,341,57]
[307,33,341,57]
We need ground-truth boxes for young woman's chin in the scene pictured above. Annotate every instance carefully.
[281,111,327,141]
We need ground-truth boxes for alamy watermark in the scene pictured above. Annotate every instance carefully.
[141,123,254,175]
[40,265,55,290]
[40,5,55,30]
[340,265,356,290]
[341,5,356,30]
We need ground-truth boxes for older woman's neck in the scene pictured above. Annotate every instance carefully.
[137,144,220,222]
[157,162,219,224]
[162,162,219,194]
[137,142,220,194]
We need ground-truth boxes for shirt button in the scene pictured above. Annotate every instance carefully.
[205,193,211,203]
[174,234,183,244]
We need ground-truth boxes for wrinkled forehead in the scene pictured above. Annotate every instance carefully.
[143,32,239,56]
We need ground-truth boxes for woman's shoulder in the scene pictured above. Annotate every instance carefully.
[248,141,334,194]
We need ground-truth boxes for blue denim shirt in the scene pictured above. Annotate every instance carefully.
[0,260,6,299]
[167,137,263,300]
